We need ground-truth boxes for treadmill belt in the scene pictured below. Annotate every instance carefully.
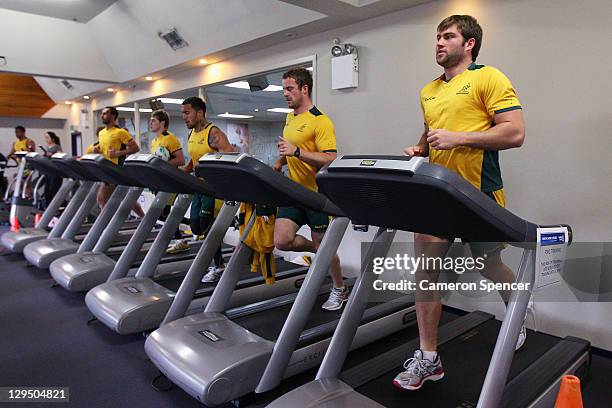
[356,319,559,408]
[158,258,298,293]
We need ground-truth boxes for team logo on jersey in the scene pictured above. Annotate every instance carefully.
[456,83,472,95]
[297,124,307,132]
[424,96,436,102]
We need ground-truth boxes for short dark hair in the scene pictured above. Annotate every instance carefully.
[15,126,25,132]
[182,97,206,113]
[437,15,483,61]
[103,106,119,120]
[46,131,61,145]
[282,67,313,97]
[151,109,170,129]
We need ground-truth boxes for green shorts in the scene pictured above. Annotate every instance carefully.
[277,206,330,233]
[191,193,215,220]
[459,190,506,258]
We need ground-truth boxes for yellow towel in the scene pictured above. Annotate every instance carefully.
[239,203,277,284]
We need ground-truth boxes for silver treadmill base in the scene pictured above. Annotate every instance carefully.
[23,238,79,268]
[50,252,115,291]
[1,228,48,252]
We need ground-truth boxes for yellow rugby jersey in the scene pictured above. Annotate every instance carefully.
[98,126,133,164]
[420,63,521,193]
[150,131,182,159]
[187,122,217,166]
[84,142,98,155]
[283,107,337,192]
[14,138,32,152]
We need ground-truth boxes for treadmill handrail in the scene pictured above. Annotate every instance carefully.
[196,153,344,216]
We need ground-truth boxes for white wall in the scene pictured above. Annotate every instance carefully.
[0,8,116,81]
[92,0,612,349]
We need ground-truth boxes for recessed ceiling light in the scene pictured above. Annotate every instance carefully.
[116,107,153,112]
[306,67,314,71]
[199,58,208,65]
[145,76,153,81]
[218,113,254,119]
[267,108,293,113]
[263,85,283,92]
[107,88,115,92]
[64,101,72,105]
[254,109,259,112]
[83,95,90,100]
[158,98,183,104]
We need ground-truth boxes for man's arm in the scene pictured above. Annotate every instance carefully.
[272,155,287,172]
[181,159,194,173]
[208,127,235,153]
[426,109,525,151]
[7,145,16,160]
[404,123,430,157]
[277,138,335,169]
[26,140,36,152]
[168,149,185,168]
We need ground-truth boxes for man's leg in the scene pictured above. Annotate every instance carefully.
[96,183,115,209]
[311,231,343,288]
[274,217,315,253]
[393,233,451,390]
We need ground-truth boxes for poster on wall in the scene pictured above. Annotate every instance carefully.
[227,123,250,153]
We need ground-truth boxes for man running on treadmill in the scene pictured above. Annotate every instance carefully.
[94,106,144,217]
[172,97,233,282]
[394,15,526,390]
[8,126,35,160]
[272,67,348,311]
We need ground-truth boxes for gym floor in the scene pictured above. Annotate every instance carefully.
[0,226,610,407]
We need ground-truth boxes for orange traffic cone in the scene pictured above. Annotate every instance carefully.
[34,212,43,228]
[10,215,20,232]
[554,375,583,408]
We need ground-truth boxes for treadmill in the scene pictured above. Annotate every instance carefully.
[268,155,591,408]
[85,153,307,335]
[49,153,211,292]
[1,152,78,252]
[144,153,417,406]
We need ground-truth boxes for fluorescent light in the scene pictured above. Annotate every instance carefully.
[306,67,313,71]
[145,76,153,81]
[225,81,250,90]
[263,85,283,92]
[158,98,183,104]
[107,88,115,92]
[218,112,254,119]
[83,95,90,100]
[116,107,153,112]
[199,58,208,65]
[64,101,72,105]
[267,108,293,113]
[254,108,259,112]
[225,81,282,92]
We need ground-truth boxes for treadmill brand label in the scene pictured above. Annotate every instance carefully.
[126,286,141,294]
[199,330,222,342]
[540,232,565,246]
[359,160,377,166]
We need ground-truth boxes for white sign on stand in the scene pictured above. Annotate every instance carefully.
[534,226,570,290]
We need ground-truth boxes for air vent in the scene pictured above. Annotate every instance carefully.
[61,79,74,90]
[158,28,189,51]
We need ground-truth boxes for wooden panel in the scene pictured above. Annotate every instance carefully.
[0,73,56,117]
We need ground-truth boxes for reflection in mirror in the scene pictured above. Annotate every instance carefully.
[106,62,313,168]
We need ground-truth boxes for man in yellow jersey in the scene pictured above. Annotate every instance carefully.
[173,97,234,280]
[272,67,347,311]
[7,126,36,198]
[94,106,144,216]
[148,109,187,248]
[393,15,526,391]
[8,126,36,160]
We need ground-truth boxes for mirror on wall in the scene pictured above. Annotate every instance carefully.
[95,62,313,167]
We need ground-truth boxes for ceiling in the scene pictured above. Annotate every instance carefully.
[0,0,117,23]
[120,67,309,123]
[0,0,430,106]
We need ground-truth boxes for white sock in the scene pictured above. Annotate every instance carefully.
[422,350,438,362]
